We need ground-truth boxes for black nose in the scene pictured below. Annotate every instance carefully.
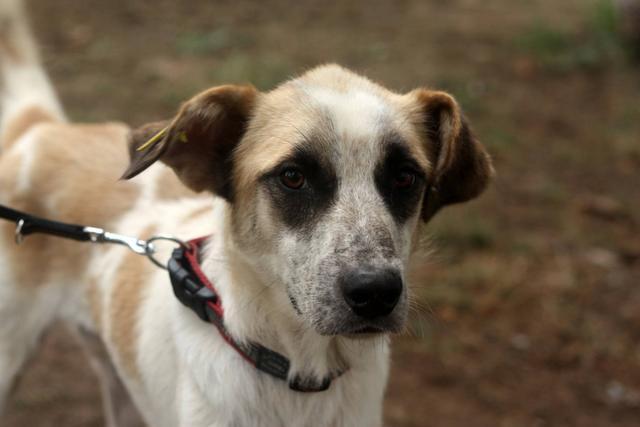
[340,267,403,318]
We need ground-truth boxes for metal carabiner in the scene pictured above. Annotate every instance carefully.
[83,226,149,255]
[83,227,188,270]
[144,235,190,270]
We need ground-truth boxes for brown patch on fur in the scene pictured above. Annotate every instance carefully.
[0,122,141,287]
[109,226,156,380]
[1,106,56,149]
[300,64,391,98]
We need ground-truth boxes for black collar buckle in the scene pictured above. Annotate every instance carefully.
[167,246,218,323]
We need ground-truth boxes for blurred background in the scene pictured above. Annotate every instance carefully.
[4,0,640,426]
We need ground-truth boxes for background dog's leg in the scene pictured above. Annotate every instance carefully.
[74,328,146,427]
[0,285,61,415]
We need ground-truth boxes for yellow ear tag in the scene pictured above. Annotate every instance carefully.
[136,127,168,152]
[178,131,188,143]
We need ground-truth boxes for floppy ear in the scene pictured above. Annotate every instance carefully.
[411,89,494,222]
[122,85,258,201]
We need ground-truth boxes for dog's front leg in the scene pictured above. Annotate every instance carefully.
[0,282,60,417]
[74,327,145,427]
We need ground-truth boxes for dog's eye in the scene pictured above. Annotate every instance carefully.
[393,170,416,190]
[280,168,305,190]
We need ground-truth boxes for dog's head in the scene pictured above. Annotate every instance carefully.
[124,65,493,336]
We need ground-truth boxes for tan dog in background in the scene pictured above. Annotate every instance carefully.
[0,1,492,425]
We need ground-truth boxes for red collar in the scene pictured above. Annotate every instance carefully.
[168,237,341,392]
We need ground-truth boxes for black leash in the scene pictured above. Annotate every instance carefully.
[0,203,174,261]
[0,203,340,392]
[0,204,94,243]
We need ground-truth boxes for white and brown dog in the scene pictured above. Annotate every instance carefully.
[0,1,492,426]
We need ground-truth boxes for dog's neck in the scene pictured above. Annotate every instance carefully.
[199,205,389,386]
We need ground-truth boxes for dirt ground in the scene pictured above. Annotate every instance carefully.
[3,0,640,426]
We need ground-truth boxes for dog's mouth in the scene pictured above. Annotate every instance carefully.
[340,322,401,339]
[314,317,403,337]
[311,301,408,337]
[353,326,384,334]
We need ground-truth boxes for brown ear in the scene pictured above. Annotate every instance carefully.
[122,85,258,200]
[411,89,494,222]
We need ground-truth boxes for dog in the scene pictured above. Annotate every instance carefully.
[0,1,493,426]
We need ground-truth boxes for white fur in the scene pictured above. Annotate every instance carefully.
[304,85,389,140]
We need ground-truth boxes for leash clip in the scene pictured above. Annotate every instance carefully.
[83,226,149,255]
[83,227,187,270]
[145,235,189,270]
[14,219,25,245]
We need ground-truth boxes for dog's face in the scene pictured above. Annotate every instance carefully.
[124,65,492,336]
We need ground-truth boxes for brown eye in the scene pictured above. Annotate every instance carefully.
[280,168,305,189]
[393,170,416,189]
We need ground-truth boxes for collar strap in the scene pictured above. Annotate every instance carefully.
[168,237,339,393]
